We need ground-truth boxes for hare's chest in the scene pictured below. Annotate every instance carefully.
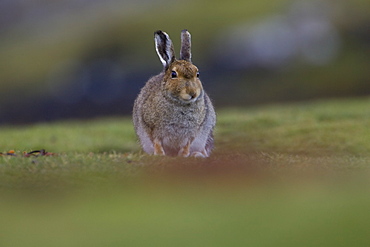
[160,112,200,151]
[164,106,203,127]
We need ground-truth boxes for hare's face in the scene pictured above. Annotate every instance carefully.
[163,60,203,104]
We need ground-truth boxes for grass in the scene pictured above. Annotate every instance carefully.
[1,97,370,247]
[217,97,370,155]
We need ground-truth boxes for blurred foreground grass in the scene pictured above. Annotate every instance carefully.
[0,97,370,247]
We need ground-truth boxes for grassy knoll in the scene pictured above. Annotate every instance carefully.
[0,97,370,247]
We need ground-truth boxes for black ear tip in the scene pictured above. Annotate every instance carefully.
[154,30,163,36]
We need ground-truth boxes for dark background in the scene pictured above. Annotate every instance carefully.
[0,0,369,124]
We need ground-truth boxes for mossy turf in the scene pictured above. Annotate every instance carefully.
[1,97,370,247]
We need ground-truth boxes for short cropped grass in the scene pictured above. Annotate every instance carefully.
[0,97,370,247]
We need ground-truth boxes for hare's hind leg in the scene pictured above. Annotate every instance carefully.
[189,130,214,158]
[153,138,165,155]
[190,148,208,158]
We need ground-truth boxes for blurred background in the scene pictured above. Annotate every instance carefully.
[0,0,369,124]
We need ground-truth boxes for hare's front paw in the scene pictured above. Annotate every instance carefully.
[153,139,165,156]
[178,141,191,157]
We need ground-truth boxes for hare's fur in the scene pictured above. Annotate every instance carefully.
[133,30,216,157]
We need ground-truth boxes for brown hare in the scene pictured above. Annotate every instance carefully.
[133,30,216,157]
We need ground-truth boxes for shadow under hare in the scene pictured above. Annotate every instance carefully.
[133,30,216,157]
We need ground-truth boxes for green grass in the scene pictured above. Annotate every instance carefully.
[1,97,370,247]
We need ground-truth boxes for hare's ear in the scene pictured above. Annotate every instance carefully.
[154,30,175,69]
[180,29,191,62]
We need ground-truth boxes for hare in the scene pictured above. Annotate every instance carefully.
[133,30,216,157]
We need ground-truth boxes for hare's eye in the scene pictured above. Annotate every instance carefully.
[171,71,177,78]
[196,72,200,78]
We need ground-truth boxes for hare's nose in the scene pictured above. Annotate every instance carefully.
[180,90,198,101]
[189,91,197,99]
[181,94,194,101]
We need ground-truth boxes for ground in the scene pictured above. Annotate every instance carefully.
[0,97,369,247]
